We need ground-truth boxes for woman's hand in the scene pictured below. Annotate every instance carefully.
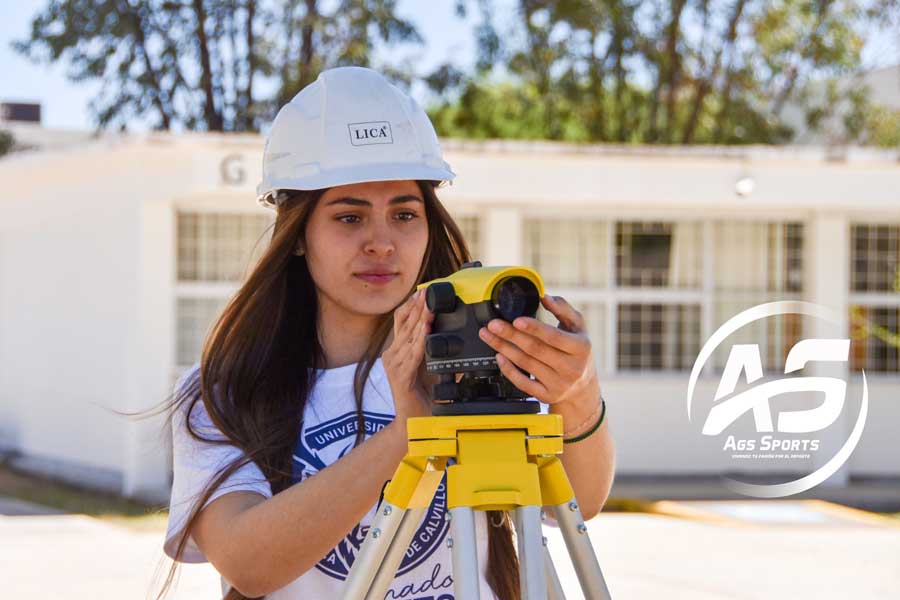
[477,294,601,416]
[383,288,434,422]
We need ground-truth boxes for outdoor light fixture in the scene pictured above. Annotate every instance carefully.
[735,176,755,197]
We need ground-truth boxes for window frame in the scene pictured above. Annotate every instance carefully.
[522,211,806,376]
[848,221,900,374]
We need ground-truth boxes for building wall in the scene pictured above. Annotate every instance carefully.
[0,139,143,488]
[1,134,898,502]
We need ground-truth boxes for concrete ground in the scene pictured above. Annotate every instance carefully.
[610,474,900,512]
[3,495,899,599]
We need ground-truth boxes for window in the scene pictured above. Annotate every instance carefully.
[177,212,273,282]
[525,218,608,371]
[850,224,900,373]
[711,221,804,371]
[523,217,804,373]
[617,304,701,370]
[851,225,899,292]
[176,297,229,366]
[454,215,481,263]
[175,211,274,367]
[614,221,703,371]
[526,219,607,288]
[616,222,703,288]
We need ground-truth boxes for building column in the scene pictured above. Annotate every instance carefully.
[122,199,176,501]
[805,211,851,487]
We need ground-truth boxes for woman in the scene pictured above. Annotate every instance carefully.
[159,66,615,600]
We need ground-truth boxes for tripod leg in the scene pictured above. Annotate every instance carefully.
[449,507,481,600]
[552,502,612,600]
[543,542,566,600]
[343,501,406,600]
[365,507,427,600]
[513,506,548,600]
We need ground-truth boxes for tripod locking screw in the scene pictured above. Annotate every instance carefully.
[542,536,549,547]
[568,501,579,512]
[382,506,392,516]
[577,524,588,535]
[446,537,454,548]
[372,528,381,539]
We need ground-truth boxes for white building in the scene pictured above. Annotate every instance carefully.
[0,129,898,502]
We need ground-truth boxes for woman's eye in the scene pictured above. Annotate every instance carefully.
[337,215,361,224]
[396,211,418,222]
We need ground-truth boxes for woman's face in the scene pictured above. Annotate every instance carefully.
[302,179,429,319]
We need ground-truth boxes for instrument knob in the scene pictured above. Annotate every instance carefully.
[426,335,464,358]
[425,282,457,314]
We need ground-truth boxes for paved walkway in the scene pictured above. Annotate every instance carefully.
[610,475,900,512]
[3,496,899,599]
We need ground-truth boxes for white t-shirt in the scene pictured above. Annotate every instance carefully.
[166,358,534,599]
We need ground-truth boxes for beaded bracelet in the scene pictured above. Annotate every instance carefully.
[562,397,606,445]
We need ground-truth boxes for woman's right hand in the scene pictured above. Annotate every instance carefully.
[382,288,434,423]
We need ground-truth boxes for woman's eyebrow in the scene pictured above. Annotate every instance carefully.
[325,194,423,207]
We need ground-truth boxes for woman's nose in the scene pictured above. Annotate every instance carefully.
[363,223,395,256]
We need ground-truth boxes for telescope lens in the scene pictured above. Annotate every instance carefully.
[492,276,540,322]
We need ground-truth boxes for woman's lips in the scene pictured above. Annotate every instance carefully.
[355,273,397,285]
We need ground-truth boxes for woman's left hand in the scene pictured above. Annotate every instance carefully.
[478,293,600,410]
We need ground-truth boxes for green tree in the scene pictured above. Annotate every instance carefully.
[0,130,15,157]
[430,0,890,145]
[13,0,420,132]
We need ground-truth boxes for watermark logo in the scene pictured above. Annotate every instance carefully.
[687,301,868,498]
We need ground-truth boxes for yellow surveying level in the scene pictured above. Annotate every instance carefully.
[344,263,613,599]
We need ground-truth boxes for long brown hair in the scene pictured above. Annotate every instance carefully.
[153,180,520,600]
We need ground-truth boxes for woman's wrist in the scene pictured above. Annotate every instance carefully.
[383,418,412,462]
[563,398,606,444]
[550,391,603,436]
[392,386,430,421]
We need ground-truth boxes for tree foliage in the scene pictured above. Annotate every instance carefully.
[13,0,420,132]
[0,130,15,157]
[14,0,899,144]
[429,0,898,145]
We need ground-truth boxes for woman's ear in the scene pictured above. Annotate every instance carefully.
[294,241,305,256]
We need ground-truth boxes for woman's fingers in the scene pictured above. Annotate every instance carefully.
[478,324,559,385]
[388,290,431,372]
[510,316,586,355]
[400,292,427,339]
[495,353,548,400]
[394,290,423,337]
[541,294,586,333]
[408,319,427,361]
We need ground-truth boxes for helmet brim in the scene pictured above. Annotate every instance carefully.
[257,162,456,209]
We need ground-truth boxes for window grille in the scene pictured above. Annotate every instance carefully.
[850,224,900,373]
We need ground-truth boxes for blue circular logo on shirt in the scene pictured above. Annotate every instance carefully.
[292,411,449,581]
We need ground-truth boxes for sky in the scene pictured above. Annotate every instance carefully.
[0,0,897,132]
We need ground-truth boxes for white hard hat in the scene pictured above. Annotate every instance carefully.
[256,66,456,209]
